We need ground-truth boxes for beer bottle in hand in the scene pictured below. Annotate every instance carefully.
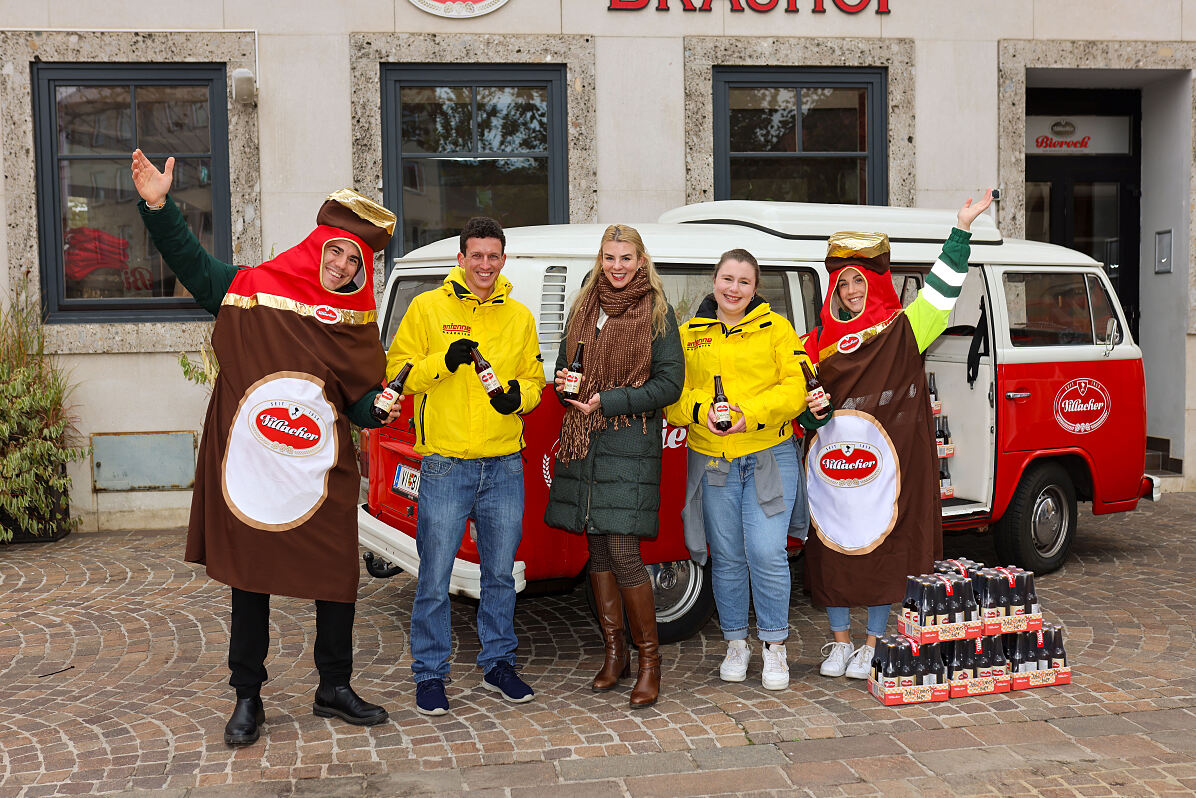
[371,361,413,422]
[712,375,732,431]
[561,342,585,401]
[471,347,504,399]
[801,361,829,413]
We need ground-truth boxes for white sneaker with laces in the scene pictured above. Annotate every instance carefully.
[719,639,750,682]
[845,644,874,680]
[819,640,854,677]
[761,643,789,690]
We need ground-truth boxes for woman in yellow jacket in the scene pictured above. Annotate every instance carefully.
[667,249,831,691]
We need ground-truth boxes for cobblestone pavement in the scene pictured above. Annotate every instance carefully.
[2,493,1195,797]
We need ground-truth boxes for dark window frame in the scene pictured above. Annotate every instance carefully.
[32,62,231,323]
[712,66,888,206]
[381,63,569,267]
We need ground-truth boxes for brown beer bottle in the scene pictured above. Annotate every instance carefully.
[371,361,413,422]
[471,347,504,399]
[800,361,829,413]
[712,375,732,431]
[561,342,585,401]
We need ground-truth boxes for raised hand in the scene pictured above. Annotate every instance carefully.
[957,188,994,232]
[130,148,174,207]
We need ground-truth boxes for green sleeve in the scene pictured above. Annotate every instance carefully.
[907,227,972,353]
[346,389,385,429]
[797,398,835,431]
[138,195,241,317]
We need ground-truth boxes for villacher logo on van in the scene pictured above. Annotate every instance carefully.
[250,401,328,457]
[1053,378,1111,434]
[816,441,881,487]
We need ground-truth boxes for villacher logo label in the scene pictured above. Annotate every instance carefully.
[250,400,328,457]
[408,0,509,18]
[313,305,340,324]
[816,441,881,487]
[837,332,863,354]
[1053,378,1111,434]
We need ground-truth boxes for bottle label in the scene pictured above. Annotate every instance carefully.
[713,401,732,424]
[991,664,1006,678]
[807,385,827,408]
[882,675,898,690]
[478,368,501,393]
[978,666,991,679]
[982,607,1001,620]
[1050,657,1066,669]
[375,388,398,413]
[563,370,582,394]
[953,670,970,682]
[1030,602,1041,615]
[899,676,914,688]
[1012,605,1025,616]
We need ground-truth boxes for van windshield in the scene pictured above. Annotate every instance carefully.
[380,275,445,349]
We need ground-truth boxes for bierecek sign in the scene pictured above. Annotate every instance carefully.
[609,0,891,12]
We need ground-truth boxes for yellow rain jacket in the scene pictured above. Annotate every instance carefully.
[386,266,545,458]
[666,295,812,460]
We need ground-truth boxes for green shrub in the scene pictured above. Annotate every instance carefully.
[0,283,87,542]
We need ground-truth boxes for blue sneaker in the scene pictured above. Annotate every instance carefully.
[415,678,449,716]
[482,662,534,703]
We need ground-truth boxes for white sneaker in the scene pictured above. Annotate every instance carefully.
[719,639,750,682]
[761,643,789,690]
[819,640,854,677]
[845,644,874,680]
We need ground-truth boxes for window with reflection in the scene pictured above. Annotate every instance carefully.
[714,68,887,205]
[33,64,230,320]
[383,65,568,259]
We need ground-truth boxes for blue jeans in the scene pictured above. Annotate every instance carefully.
[411,452,524,682]
[700,440,799,643]
[827,604,891,638]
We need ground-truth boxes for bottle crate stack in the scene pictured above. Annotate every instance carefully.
[868,558,1072,705]
[928,371,954,499]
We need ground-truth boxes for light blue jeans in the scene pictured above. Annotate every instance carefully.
[827,604,891,638]
[411,452,524,682]
[700,440,799,643]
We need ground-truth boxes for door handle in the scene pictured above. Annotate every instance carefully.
[1005,391,1032,400]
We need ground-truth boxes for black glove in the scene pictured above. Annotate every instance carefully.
[490,380,522,415]
[444,338,477,372]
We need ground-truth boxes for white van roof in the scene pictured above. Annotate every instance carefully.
[658,200,1003,245]
[395,204,1099,269]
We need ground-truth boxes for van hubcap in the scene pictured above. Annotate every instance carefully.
[1031,486,1068,558]
[649,560,702,623]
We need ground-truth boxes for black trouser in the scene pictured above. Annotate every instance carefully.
[228,587,355,698]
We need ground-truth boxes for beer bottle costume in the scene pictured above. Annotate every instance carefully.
[138,188,395,740]
[802,229,972,609]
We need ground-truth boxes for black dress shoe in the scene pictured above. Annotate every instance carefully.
[224,696,265,746]
[313,684,389,726]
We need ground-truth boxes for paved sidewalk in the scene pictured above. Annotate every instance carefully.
[2,494,1195,797]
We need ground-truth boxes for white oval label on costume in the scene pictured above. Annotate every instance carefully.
[838,333,862,354]
[314,305,339,324]
[1052,378,1111,434]
[816,441,881,487]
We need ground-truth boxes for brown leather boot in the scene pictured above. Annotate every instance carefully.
[622,581,660,709]
[590,571,630,691]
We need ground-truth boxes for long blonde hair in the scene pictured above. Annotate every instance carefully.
[568,224,670,339]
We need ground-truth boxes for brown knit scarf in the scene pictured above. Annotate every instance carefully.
[556,268,655,464]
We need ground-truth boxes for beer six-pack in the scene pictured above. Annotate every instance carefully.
[870,558,1072,705]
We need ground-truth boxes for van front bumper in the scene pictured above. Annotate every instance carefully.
[357,506,527,599]
[1140,475,1162,503]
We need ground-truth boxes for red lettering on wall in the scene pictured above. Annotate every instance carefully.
[609,0,651,8]
[876,0,890,11]
[812,0,826,10]
[726,0,746,10]
[834,0,870,11]
[746,0,778,9]
[786,0,799,8]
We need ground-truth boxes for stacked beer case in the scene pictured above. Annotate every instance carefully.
[868,558,1072,705]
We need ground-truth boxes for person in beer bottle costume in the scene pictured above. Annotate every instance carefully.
[544,224,683,709]
[667,249,831,691]
[386,217,546,716]
[130,150,400,746]
[805,190,994,681]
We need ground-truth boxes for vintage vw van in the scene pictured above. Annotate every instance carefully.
[358,201,1157,642]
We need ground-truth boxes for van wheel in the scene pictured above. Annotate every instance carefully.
[583,559,715,644]
[993,462,1076,573]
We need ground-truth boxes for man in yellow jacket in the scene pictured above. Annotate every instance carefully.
[386,217,545,716]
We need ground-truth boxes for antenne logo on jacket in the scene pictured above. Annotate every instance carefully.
[250,400,328,457]
[442,323,473,336]
[686,337,713,351]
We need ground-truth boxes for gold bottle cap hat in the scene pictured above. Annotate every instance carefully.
[826,231,891,260]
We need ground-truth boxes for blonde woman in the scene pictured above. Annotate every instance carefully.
[544,224,683,709]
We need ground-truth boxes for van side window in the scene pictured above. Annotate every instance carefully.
[1003,272,1095,346]
[381,276,445,349]
[658,267,792,327]
[890,271,922,308]
[1088,275,1121,345]
[796,270,820,335]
